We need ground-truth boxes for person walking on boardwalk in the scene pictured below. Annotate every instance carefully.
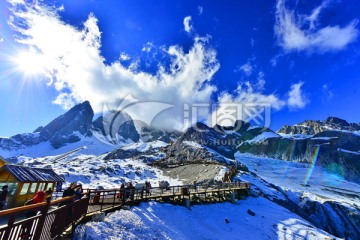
[74,184,84,201]
[45,188,53,198]
[0,185,8,210]
[59,182,77,207]
[118,183,126,204]
[145,181,152,196]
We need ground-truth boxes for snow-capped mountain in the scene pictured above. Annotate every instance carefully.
[278,116,360,135]
[1,101,359,239]
[238,118,360,184]
[0,101,94,151]
[92,110,140,144]
[0,101,179,159]
[133,120,181,143]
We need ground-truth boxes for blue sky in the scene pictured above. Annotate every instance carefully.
[0,0,360,137]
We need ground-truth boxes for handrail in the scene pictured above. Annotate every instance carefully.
[0,202,48,217]
[83,182,248,193]
[0,196,74,217]
[0,182,250,239]
[0,182,250,217]
[50,196,74,205]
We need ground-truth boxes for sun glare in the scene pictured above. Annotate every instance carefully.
[13,49,46,77]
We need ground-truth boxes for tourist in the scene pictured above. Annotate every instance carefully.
[45,188,53,198]
[59,182,77,207]
[0,185,9,210]
[145,181,152,196]
[24,191,45,218]
[74,184,84,200]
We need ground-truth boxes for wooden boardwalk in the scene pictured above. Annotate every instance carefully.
[0,182,250,239]
[85,182,250,214]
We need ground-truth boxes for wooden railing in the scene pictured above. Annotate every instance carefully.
[0,196,89,240]
[85,182,250,213]
[0,182,250,239]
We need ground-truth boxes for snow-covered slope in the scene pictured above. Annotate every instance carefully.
[235,153,360,205]
[75,199,339,240]
[235,152,360,239]
[0,135,116,159]
[22,150,182,189]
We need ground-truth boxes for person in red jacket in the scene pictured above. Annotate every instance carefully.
[25,191,45,218]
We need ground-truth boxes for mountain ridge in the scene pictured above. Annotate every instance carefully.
[278,116,360,135]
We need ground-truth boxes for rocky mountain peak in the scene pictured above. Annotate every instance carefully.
[278,117,360,135]
[0,101,95,151]
[38,101,94,148]
[92,110,140,144]
[325,116,349,126]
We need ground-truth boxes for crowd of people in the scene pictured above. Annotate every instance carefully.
[117,180,152,202]
[0,181,84,217]
[0,180,157,218]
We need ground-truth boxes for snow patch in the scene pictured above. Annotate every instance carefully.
[183,141,203,148]
[337,148,360,155]
[246,132,280,143]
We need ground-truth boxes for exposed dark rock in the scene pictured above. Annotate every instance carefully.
[155,142,230,166]
[151,121,279,167]
[133,121,181,143]
[0,101,94,150]
[278,117,360,135]
[303,200,360,239]
[174,121,272,159]
[92,111,139,144]
[39,101,94,148]
[325,116,350,126]
[247,209,256,216]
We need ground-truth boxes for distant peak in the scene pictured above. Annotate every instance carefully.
[325,116,349,126]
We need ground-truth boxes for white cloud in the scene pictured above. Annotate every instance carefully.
[183,16,193,33]
[8,1,311,131]
[198,6,203,15]
[119,52,130,61]
[287,81,308,110]
[8,2,219,130]
[52,92,76,109]
[219,82,286,111]
[211,82,286,127]
[235,63,253,76]
[274,0,358,53]
[321,84,334,102]
[255,72,265,91]
[213,80,309,126]
[250,38,255,47]
[141,42,154,52]
[235,56,257,76]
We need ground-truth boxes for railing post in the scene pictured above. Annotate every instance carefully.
[3,215,16,240]
[33,197,51,239]
[112,190,116,208]
[100,191,104,212]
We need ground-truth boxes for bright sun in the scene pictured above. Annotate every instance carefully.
[13,49,45,76]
